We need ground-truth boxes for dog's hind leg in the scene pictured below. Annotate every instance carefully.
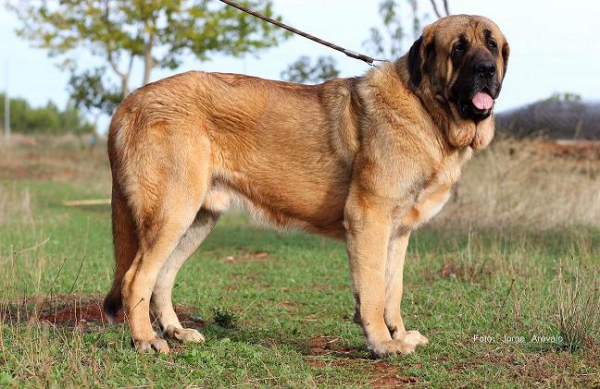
[122,197,206,353]
[103,178,139,321]
[151,209,219,343]
[120,133,212,353]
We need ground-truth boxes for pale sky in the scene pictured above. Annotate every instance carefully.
[2,0,600,125]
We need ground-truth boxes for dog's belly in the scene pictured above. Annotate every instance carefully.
[203,174,349,239]
[205,136,351,239]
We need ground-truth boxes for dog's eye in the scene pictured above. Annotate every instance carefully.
[488,40,498,50]
[453,43,466,55]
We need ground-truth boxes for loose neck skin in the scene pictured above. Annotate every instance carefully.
[393,56,450,132]
[391,55,495,151]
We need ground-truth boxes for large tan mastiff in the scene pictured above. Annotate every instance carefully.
[103,15,509,358]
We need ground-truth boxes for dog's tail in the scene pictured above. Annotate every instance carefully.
[103,123,139,322]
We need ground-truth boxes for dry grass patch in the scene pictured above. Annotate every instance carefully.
[0,185,34,226]
[435,137,600,230]
[0,134,110,193]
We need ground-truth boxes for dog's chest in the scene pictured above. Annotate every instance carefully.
[402,149,471,229]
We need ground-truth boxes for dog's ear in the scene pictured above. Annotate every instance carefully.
[407,36,423,88]
[407,34,436,89]
[501,42,510,79]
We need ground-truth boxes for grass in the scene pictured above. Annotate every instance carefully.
[555,264,600,352]
[0,137,599,388]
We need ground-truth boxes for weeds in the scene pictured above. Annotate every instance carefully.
[554,262,600,351]
[212,306,239,329]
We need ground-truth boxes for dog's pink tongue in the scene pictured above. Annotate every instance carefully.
[472,92,494,110]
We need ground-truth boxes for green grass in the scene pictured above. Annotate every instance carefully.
[1,146,599,388]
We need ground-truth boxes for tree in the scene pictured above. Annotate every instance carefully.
[544,92,583,104]
[364,0,411,60]
[364,0,450,59]
[67,68,121,133]
[0,93,92,134]
[280,56,340,84]
[8,0,290,102]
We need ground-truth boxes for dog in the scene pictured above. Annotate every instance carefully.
[103,14,509,358]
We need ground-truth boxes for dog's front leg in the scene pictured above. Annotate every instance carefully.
[384,231,411,338]
[384,230,429,352]
[345,199,419,358]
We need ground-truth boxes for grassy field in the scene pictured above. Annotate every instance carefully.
[0,136,599,388]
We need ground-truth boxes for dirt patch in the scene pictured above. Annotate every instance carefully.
[368,375,419,388]
[39,299,119,328]
[304,346,421,388]
[221,251,270,264]
[309,335,339,353]
[308,335,358,357]
[366,361,421,388]
[423,261,493,283]
[537,141,600,161]
[1,294,205,331]
[276,300,297,310]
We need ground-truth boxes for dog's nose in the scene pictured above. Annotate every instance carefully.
[476,62,496,77]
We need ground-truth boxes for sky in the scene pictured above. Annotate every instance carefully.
[2,0,600,127]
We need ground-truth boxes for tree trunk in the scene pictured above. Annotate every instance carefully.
[142,60,153,86]
[143,34,155,86]
[121,74,130,98]
[107,51,132,97]
[429,0,450,18]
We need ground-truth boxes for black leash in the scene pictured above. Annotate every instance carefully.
[218,0,387,66]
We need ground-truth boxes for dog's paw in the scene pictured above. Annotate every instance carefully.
[369,331,428,358]
[133,337,170,354]
[163,326,205,343]
[400,330,429,347]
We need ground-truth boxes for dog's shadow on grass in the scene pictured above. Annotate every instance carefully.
[197,322,371,360]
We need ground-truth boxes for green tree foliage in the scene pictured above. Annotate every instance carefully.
[363,0,444,59]
[545,92,583,103]
[67,68,122,133]
[364,0,450,58]
[280,56,340,84]
[364,0,409,59]
[8,0,290,104]
[0,94,92,134]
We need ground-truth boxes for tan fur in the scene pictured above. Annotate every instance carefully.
[104,15,509,357]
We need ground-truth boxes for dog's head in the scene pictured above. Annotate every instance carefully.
[407,15,510,124]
